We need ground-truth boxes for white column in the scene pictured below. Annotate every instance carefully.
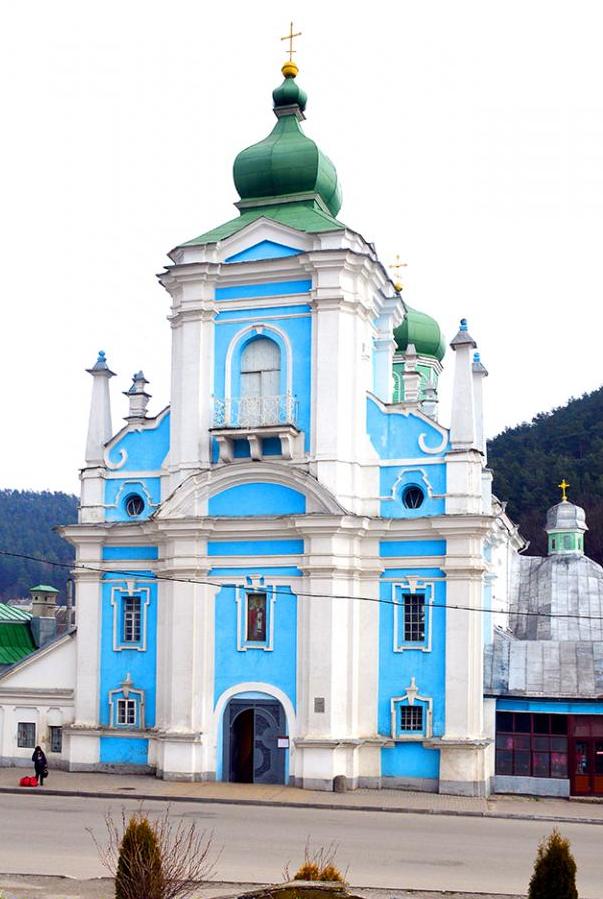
[472,353,488,460]
[85,352,115,466]
[401,344,421,404]
[449,320,477,451]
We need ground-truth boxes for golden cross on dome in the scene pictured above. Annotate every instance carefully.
[281,21,302,62]
[390,255,408,292]
[558,478,570,502]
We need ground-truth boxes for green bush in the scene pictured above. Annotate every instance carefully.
[115,813,165,899]
[528,828,578,899]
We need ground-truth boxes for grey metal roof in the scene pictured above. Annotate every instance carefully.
[485,630,603,698]
[546,501,587,532]
[509,554,603,641]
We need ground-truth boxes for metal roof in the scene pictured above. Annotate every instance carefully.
[0,603,32,622]
[0,619,36,666]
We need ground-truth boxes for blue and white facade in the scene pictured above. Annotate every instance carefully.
[58,65,525,796]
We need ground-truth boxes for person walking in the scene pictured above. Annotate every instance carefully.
[32,745,48,786]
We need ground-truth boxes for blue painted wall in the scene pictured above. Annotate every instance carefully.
[379,567,446,780]
[366,397,449,459]
[106,412,170,471]
[208,539,304,556]
[224,241,303,263]
[380,540,446,558]
[380,464,446,519]
[102,546,159,561]
[215,280,312,300]
[100,736,149,766]
[104,477,161,522]
[497,699,603,715]
[99,572,158,764]
[208,483,306,516]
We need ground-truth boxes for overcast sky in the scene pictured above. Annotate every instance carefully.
[1,1,602,494]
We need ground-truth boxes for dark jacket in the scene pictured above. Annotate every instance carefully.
[32,748,47,773]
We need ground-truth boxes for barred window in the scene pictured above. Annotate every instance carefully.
[49,726,62,753]
[400,706,423,732]
[403,593,425,642]
[117,699,137,726]
[123,596,142,643]
[17,722,36,748]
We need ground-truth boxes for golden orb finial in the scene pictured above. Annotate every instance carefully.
[281,60,299,78]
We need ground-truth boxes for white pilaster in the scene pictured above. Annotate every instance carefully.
[449,320,477,451]
[471,352,488,460]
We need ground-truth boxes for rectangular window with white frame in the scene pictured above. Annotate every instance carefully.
[117,698,137,726]
[111,583,151,652]
[17,722,36,748]
[391,678,432,741]
[393,580,433,652]
[236,582,276,651]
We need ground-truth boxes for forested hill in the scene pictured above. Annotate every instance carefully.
[488,386,603,564]
[0,490,78,601]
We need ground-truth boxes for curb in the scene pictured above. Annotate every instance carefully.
[1,785,602,827]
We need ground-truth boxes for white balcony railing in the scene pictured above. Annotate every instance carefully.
[213,394,298,429]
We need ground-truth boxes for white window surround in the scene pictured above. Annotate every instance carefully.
[390,677,433,741]
[110,581,151,652]
[235,578,277,652]
[224,323,293,403]
[393,579,434,653]
[108,675,145,729]
[106,480,159,513]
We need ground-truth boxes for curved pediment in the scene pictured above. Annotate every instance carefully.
[156,463,348,519]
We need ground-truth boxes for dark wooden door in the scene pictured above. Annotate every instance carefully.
[569,716,603,796]
[225,699,286,785]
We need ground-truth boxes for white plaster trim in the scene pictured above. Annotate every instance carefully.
[106,480,159,511]
[367,391,449,455]
[390,677,433,741]
[224,322,294,402]
[103,407,170,470]
[108,686,146,729]
[215,312,311,325]
[110,584,151,652]
[392,579,434,653]
[386,467,437,504]
[235,582,277,652]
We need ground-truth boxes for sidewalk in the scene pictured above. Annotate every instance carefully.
[1,766,602,825]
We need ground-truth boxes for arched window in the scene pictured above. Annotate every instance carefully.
[240,337,280,399]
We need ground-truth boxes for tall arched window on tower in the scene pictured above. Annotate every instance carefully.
[239,337,281,426]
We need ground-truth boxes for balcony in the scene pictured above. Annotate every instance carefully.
[210,394,303,463]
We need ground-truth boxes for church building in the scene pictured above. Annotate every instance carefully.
[1,52,600,797]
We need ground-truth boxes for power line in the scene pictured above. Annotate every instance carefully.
[2,548,603,623]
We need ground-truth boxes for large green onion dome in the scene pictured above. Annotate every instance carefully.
[394,306,446,362]
[233,62,342,217]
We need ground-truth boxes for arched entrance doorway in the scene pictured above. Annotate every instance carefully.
[224,697,287,784]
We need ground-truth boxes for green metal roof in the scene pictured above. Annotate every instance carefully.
[30,584,59,593]
[182,199,345,247]
[394,306,446,362]
[0,603,32,622]
[0,618,36,666]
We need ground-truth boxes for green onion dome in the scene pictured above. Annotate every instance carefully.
[394,306,446,362]
[233,64,342,217]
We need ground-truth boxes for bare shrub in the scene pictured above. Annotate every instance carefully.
[284,841,347,884]
[90,806,218,899]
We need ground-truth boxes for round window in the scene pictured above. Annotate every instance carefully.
[125,494,145,517]
[402,485,425,510]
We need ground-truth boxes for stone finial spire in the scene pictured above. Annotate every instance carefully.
[85,351,116,465]
[449,319,478,450]
[472,351,489,459]
[123,371,151,421]
[401,344,421,404]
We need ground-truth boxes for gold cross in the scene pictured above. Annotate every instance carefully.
[281,21,302,62]
[390,255,408,292]
[558,478,570,502]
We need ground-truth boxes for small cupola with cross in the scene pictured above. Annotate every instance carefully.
[545,479,588,556]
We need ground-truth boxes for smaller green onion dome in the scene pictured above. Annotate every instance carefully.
[273,75,307,112]
[394,307,446,362]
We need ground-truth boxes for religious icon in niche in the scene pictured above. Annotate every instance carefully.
[247,591,267,642]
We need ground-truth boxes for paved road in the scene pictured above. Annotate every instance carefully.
[0,795,600,897]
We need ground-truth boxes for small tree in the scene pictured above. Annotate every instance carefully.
[528,828,578,899]
[91,807,218,899]
[115,814,164,899]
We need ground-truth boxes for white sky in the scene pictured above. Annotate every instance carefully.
[1,1,602,494]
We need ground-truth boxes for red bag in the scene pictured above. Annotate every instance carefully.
[19,776,38,787]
